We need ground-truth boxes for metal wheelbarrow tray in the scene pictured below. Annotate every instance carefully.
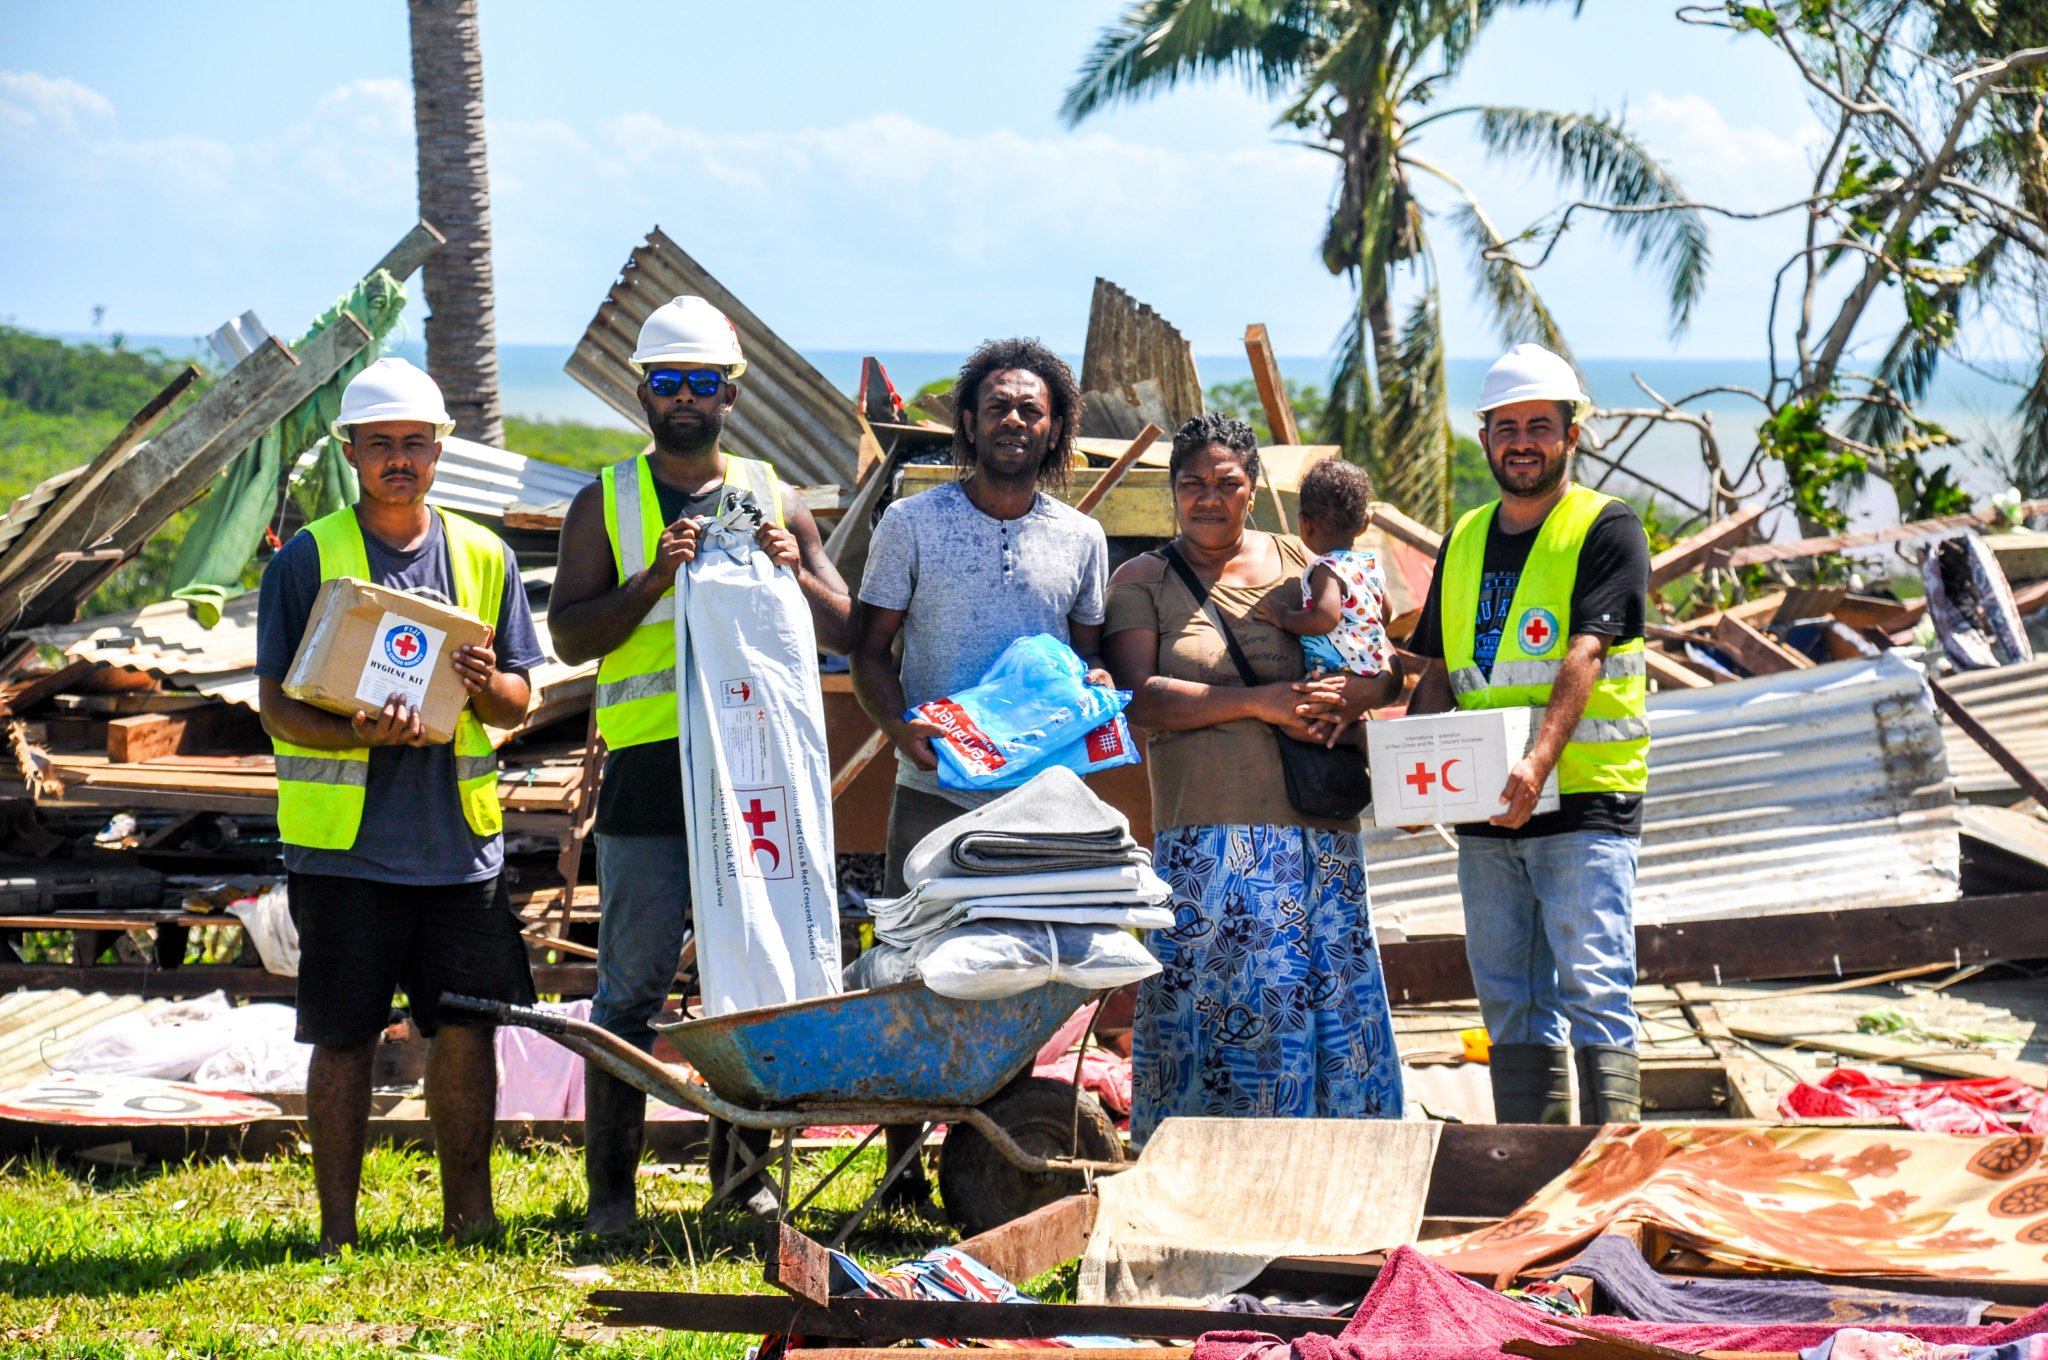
[653,979,1092,1108]
[444,980,1124,1239]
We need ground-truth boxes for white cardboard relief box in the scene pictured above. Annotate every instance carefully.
[1366,708,1560,827]
[282,578,491,746]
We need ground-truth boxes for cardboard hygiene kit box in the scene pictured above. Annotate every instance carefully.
[282,578,491,745]
[1367,709,1561,827]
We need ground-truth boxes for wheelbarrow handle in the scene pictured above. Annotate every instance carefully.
[441,993,568,1035]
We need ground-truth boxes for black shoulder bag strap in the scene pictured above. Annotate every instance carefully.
[1159,542,1262,691]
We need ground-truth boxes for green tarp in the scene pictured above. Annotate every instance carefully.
[168,270,407,614]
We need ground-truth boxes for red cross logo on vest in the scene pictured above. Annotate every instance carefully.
[1518,607,1560,654]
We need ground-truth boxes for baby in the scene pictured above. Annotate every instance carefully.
[1255,457,1391,677]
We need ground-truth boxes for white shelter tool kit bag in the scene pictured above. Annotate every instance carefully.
[673,501,842,1015]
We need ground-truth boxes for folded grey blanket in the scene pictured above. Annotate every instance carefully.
[903,767,1144,882]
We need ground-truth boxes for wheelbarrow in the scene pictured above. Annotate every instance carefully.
[444,981,1125,1243]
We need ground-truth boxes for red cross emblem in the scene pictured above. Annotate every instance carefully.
[741,798,777,839]
[1518,607,1559,653]
[392,633,417,659]
[1405,762,1437,797]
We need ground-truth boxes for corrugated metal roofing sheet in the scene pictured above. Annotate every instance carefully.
[1937,656,2048,800]
[566,227,862,487]
[1364,654,1962,939]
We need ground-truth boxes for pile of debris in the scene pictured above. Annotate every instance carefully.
[0,219,2042,1083]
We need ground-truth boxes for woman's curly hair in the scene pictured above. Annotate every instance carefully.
[949,338,1083,490]
[1168,411,1262,483]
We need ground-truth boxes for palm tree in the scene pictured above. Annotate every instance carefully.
[409,0,504,447]
[1062,0,1709,527]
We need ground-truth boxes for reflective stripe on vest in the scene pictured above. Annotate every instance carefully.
[594,453,783,751]
[1441,484,1650,795]
[272,507,508,850]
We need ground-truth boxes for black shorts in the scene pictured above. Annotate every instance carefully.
[287,872,537,1047]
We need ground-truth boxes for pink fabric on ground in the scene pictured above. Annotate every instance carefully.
[1781,1070,2042,1135]
[1189,1247,2048,1360]
[494,999,592,1120]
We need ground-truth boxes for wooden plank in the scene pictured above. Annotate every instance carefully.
[1713,615,1811,673]
[953,1192,1097,1285]
[1671,591,1787,636]
[1072,424,1163,517]
[767,1223,834,1306]
[106,710,227,764]
[1367,500,1443,556]
[1381,892,2048,1007]
[1723,500,2048,569]
[1722,1015,2048,1089]
[1643,648,1713,690]
[1931,678,2048,808]
[830,726,889,801]
[1243,323,1301,445]
[585,1291,1350,1342]
[1647,506,1764,589]
[1671,987,1783,1119]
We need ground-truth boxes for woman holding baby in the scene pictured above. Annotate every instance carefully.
[1102,412,1406,1143]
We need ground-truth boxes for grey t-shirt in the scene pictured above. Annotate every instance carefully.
[255,511,547,884]
[858,480,1108,807]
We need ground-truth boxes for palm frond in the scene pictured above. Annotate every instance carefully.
[1375,281,1454,529]
[1422,0,1585,72]
[1469,105,1710,331]
[1061,0,1331,125]
[1317,289,1378,468]
[1844,234,2007,450]
[1439,191,1571,357]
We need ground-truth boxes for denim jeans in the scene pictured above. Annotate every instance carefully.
[591,831,692,1053]
[1457,831,1639,1049]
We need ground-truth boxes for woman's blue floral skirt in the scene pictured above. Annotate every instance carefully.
[1131,824,1406,1144]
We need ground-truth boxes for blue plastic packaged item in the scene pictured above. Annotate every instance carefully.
[973,711,1141,790]
[906,634,1136,792]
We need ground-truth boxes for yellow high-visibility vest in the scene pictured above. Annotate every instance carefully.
[272,508,507,849]
[594,453,783,751]
[1440,485,1649,795]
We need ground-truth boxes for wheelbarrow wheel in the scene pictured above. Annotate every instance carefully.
[937,1075,1121,1237]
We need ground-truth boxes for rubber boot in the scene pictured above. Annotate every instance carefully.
[1576,1045,1643,1125]
[1489,1043,1573,1125]
[583,1066,644,1234]
[707,1118,781,1220]
[881,1124,939,1218]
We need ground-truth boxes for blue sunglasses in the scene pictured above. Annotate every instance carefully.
[646,368,726,399]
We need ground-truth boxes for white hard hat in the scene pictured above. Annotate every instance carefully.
[332,357,455,441]
[1476,344,1592,422]
[631,295,747,378]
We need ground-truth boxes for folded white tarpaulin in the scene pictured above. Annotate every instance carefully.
[674,518,841,1015]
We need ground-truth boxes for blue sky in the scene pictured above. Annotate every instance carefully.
[4,1,1835,361]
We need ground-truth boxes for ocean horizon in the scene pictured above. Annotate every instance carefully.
[47,332,2028,531]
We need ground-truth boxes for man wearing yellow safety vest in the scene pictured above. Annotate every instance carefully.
[1405,345,1651,1127]
[256,357,546,1253]
[551,296,856,1231]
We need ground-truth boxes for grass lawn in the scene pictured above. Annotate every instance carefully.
[0,1141,1013,1359]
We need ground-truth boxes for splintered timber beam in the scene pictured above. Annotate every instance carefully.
[1073,423,1163,517]
[1243,323,1301,445]
[1647,506,1764,589]
[1381,892,2048,1006]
